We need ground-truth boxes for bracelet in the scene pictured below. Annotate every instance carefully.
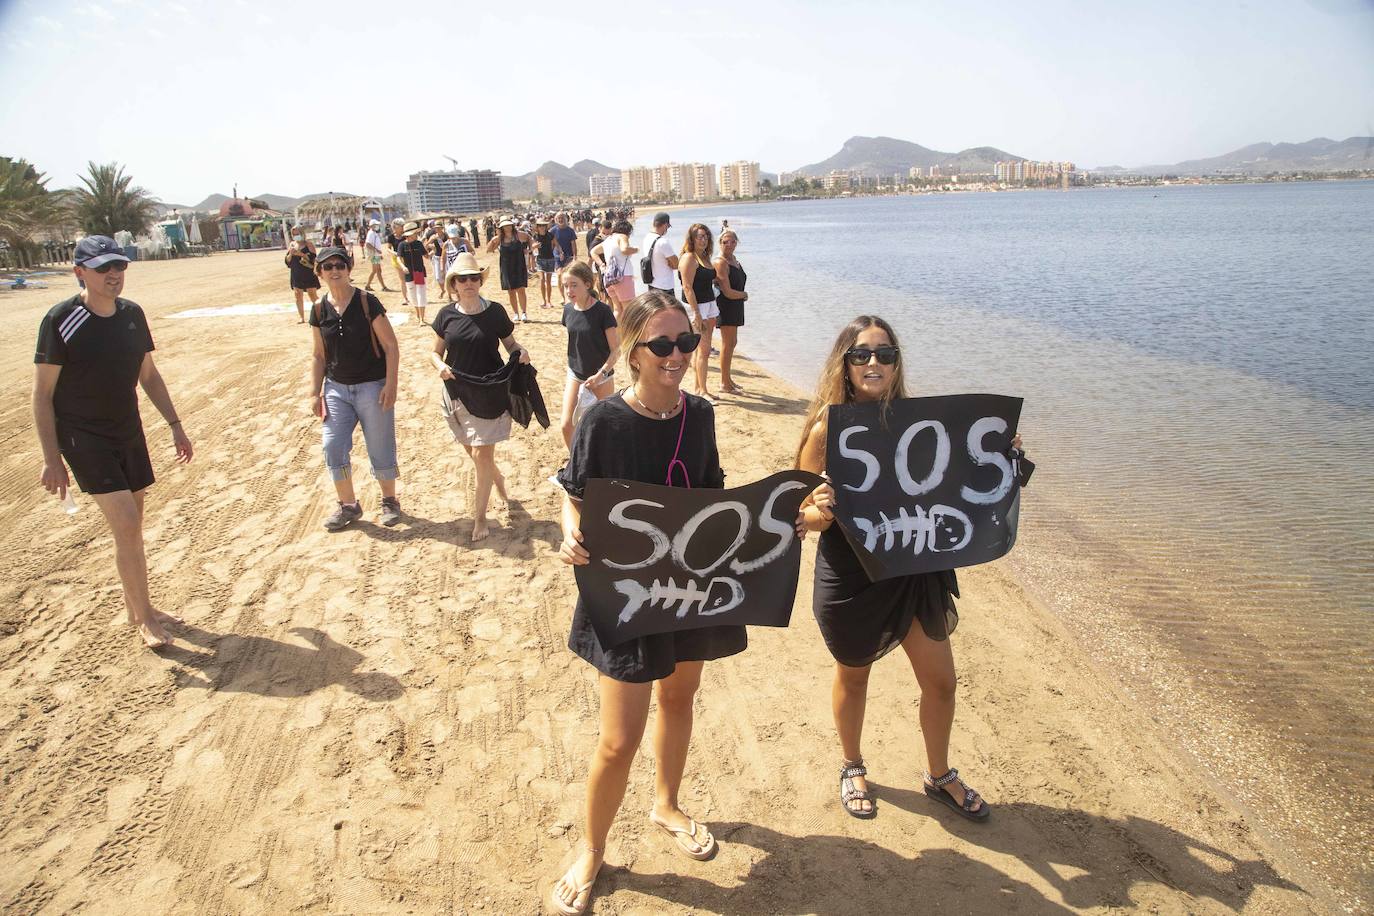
[169,419,182,426]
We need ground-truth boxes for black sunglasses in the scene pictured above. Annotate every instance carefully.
[86,261,129,274]
[451,274,482,284]
[320,259,349,271]
[845,345,900,366]
[637,332,701,357]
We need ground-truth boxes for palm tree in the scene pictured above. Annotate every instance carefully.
[71,161,157,237]
[0,156,71,252]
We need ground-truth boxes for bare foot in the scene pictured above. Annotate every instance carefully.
[550,848,602,915]
[471,519,490,542]
[493,473,509,508]
[133,615,171,648]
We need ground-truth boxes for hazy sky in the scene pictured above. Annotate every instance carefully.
[3,0,1372,203]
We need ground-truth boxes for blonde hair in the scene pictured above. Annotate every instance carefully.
[794,315,907,467]
[719,228,738,244]
[679,222,713,261]
[620,291,689,383]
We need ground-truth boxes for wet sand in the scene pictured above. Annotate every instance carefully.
[0,249,1322,913]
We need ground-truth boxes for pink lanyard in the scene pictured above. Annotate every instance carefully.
[664,394,691,488]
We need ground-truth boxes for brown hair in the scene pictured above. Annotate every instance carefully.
[794,315,907,467]
[679,222,713,261]
[562,259,596,291]
[620,290,690,383]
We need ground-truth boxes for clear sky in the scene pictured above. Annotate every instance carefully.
[2,0,1372,204]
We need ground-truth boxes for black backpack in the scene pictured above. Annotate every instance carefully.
[639,235,660,285]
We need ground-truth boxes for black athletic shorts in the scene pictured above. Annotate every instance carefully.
[64,438,155,494]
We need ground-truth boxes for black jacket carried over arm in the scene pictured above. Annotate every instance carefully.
[445,353,549,428]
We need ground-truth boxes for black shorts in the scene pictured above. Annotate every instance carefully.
[717,297,745,327]
[64,439,155,494]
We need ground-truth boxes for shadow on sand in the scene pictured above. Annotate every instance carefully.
[606,808,1304,915]
[160,623,404,701]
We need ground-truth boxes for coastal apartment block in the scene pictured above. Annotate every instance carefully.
[994,160,1076,183]
[406,168,503,214]
[619,161,726,201]
[588,173,622,198]
[718,161,761,198]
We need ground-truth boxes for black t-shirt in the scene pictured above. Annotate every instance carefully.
[561,299,617,380]
[398,238,427,275]
[384,230,402,253]
[309,289,388,384]
[432,300,515,376]
[557,394,724,498]
[585,229,603,262]
[35,295,155,445]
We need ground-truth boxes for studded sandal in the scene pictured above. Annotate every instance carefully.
[840,758,877,819]
[923,767,990,821]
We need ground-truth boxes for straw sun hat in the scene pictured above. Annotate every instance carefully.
[445,252,486,285]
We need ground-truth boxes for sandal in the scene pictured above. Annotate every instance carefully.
[923,767,990,821]
[840,759,877,819]
[547,848,601,916]
[648,810,717,860]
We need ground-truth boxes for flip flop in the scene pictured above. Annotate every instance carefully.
[648,811,717,860]
[547,866,596,916]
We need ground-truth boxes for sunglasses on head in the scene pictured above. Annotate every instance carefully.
[637,332,701,357]
[320,259,349,271]
[451,274,482,284]
[845,345,900,366]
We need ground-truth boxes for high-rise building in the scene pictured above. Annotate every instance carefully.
[688,162,717,200]
[620,166,654,198]
[588,173,622,198]
[406,168,503,214]
[718,161,760,198]
[536,175,554,197]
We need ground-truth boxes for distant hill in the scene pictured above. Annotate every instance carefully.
[503,159,621,199]
[1123,136,1374,175]
[791,136,1023,177]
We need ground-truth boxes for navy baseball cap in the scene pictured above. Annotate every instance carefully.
[74,235,130,269]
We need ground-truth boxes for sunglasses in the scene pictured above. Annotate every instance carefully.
[844,345,900,366]
[320,260,349,271]
[451,274,482,284]
[84,261,129,274]
[637,332,701,357]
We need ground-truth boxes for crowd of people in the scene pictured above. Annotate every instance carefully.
[32,222,1023,916]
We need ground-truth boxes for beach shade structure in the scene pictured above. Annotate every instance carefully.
[217,199,285,251]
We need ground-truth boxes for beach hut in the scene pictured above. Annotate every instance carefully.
[218,198,285,251]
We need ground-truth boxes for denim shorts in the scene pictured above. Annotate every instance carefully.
[321,378,398,481]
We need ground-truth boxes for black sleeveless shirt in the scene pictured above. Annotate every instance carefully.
[687,255,715,304]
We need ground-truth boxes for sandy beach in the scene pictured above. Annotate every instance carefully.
[0,248,1321,914]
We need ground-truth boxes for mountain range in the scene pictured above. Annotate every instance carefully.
[499,159,619,198]
[790,136,1024,177]
[1102,136,1373,176]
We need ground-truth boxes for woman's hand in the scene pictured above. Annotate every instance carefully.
[172,425,194,464]
[690,311,701,332]
[379,383,397,410]
[40,460,70,497]
[311,394,327,420]
[811,481,836,520]
[559,527,589,565]
[439,367,454,381]
[1011,433,1023,450]
[517,348,531,365]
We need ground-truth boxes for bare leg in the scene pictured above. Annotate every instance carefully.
[331,474,357,506]
[551,676,652,913]
[91,488,168,648]
[899,624,980,811]
[515,287,528,320]
[470,444,498,541]
[293,289,305,323]
[694,318,717,397]
[833,661,874,813]
[560,374,581,450]
[651,660,711,843]
[719,325,741,392]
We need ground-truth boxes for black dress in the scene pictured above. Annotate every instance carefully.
[812,523,959,668]
[287,243,320,290]
[557,394,747,683]
[499,239,528,290]
[717,260,747,327]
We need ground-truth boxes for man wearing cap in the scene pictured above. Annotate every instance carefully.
[33,236,193,649]
[641,212,679,296]
[363,219,390,292]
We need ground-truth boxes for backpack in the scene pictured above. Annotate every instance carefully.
[602,238,625,286]
[639,235,660,285]
[314,288,381,358]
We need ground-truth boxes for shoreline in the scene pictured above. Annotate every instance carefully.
[0,249,1321,913]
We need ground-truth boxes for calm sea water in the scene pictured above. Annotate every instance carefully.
[666,183,1374,908]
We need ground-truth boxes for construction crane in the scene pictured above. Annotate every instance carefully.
[443,155,459,171]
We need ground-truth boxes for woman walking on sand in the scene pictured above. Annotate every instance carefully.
[430,252,530,542]
[532,217,557,309]
[308,246,402,531]
[557,261,619,449]
[397,221,430,325]
[677,223,718,403]
[589,219,637,320]
[549,291,742,916]
[487,219,532,323]
[285,226,321,323]
[793,315,1021,821]
[712,228,747,394]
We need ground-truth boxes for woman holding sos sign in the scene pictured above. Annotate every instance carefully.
[794,316,1022,822]
[548,291,740,916]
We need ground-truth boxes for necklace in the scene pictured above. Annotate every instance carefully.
[630,386,680,419]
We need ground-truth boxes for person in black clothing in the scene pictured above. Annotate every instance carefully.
[398,221,430,324]
[485,218,531,323]
[430,252,532,542]
[309,246,402,531]
[384,218,411,307]
[583,218,608,296]
[532,217,557,309]
[557,261,619,449]
[795,316,1023,821]
[33,236,194,649]
[285,226,321,324]
[678,223,719,403]
[550,291,743,916]
[712,228,748,395]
